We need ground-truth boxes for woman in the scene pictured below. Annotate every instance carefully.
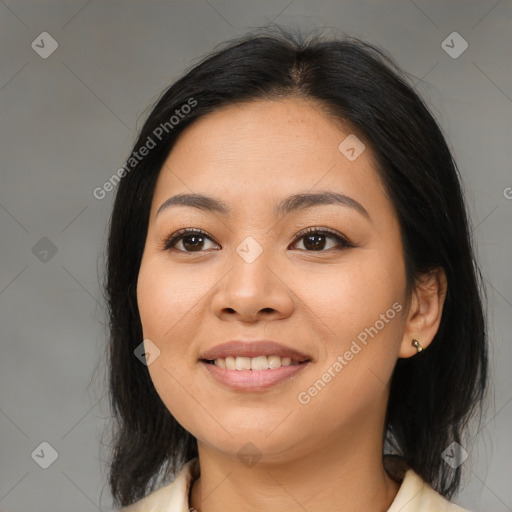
[105,27,488,512]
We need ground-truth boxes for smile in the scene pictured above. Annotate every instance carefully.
[205,355,305,370]
[200,357,311,391]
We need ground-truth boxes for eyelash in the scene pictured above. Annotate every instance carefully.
[163,226,354,252]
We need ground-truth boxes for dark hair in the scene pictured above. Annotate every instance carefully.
[104,26,488,507]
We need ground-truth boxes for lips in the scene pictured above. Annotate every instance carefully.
[201,360,310,391]
[198,340,312,391]
[199,340,312,363]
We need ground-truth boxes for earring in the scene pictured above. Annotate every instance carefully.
[411,339,423,353]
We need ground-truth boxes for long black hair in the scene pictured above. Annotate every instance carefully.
[104,26,488,507]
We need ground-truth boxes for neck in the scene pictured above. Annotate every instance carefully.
[189,426,400,512]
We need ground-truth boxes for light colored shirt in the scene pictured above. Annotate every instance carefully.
[117,457,469,512]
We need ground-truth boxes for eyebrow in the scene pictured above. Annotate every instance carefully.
[156,191,370,220]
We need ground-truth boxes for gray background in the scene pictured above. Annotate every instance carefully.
[1,1,511,511]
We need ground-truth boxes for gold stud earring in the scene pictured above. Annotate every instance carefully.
[412,339,423,353]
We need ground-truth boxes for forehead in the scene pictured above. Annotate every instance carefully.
[151,97,387,218]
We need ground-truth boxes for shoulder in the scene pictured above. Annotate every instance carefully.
[383,455,470,512]
[388,468,470,512]
[113,458,198,512]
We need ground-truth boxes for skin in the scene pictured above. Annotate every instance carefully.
[136,97,447,512]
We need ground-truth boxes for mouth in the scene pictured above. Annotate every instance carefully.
[201,355,310,370]
[199,355,312,391]
[198,340,313,391]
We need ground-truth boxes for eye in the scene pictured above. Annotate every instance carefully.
[163,226,353,253]
[289,227,353,251]
[163,228,219,252]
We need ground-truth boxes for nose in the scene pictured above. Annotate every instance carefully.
[210,248,294,323]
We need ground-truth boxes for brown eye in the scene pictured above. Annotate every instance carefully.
[164,229,219,252]
[163,227,353,253]
[290,228,353,251]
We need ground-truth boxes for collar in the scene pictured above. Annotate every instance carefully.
[121,456,468,512]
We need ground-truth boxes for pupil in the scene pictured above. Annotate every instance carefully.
[305,234,325,250]
[183,235,204,251]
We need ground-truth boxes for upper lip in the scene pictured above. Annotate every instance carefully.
[199,340,312,363]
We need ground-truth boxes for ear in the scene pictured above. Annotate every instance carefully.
[399,267,447,358]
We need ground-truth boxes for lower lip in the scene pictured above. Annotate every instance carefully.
[200,361,310,391]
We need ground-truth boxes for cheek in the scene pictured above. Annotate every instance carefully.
[136,256,208,342]
[137,262,171,340]
[136,257,206,433]
[295,251,406,394]
[296,253,405,337]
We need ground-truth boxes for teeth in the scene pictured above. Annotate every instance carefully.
[235,356,252,370]
[212,355,301,370]
[268,355,281,369]
[251,356,268,371]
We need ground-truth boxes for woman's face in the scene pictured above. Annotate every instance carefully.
[137,97,410,462]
